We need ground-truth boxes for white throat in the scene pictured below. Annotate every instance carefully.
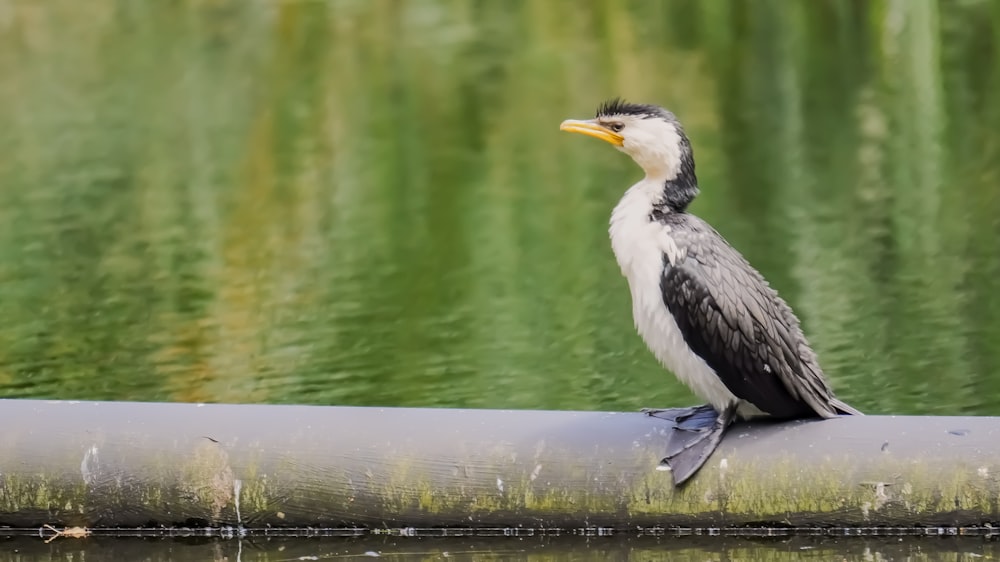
[609,177,681,273]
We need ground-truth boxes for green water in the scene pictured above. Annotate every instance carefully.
[1,1,999,416]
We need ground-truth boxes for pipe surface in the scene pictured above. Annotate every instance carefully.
[0,399,997,529]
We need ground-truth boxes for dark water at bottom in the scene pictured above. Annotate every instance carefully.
[1,535,997,561]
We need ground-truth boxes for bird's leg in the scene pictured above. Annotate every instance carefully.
[659,402,738,486]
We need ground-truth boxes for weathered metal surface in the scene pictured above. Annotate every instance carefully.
[0,399,997,529]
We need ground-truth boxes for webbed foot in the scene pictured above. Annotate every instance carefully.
[658,403,737,486]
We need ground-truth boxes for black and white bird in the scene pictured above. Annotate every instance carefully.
[560,99,860,485]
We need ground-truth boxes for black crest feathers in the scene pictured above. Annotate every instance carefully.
[596,98,674,121]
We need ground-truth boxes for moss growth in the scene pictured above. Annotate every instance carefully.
[178,439,236,519]
[239,469,272,514]
[343,446,1000,527]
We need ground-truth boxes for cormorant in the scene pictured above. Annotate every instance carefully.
[560,99,861,485]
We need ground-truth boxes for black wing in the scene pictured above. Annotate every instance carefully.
[660,215,855,419]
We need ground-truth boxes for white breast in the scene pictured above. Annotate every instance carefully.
[609,179,761,417]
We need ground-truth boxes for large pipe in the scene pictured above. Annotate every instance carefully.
[0,399,997,529]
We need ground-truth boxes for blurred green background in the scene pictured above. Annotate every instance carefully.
[0,0,997,415]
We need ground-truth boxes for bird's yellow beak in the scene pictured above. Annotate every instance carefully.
[559,119,624,147]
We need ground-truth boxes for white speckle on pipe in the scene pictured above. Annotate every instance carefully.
[655,464,672,472]
[874,482,888,510]
[81,445,99,485]
[496,477,504,494]
[234,479,243,525]
[978,466,989,479]
[530,464,542,481]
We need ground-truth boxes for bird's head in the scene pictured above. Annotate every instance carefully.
[560,99,697,199]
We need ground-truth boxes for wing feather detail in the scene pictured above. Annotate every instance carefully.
[658,214,845,419]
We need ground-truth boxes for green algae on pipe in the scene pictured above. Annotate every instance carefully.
[0,399,998,529]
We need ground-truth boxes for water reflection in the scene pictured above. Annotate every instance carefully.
[0,1,998,414]
[1,535,997,562]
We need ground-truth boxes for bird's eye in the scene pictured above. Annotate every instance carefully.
[609,123,625,133]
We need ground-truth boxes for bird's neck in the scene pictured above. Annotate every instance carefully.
[655,172,699,214]
[638,146,699,214]
[642,168,698,215]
